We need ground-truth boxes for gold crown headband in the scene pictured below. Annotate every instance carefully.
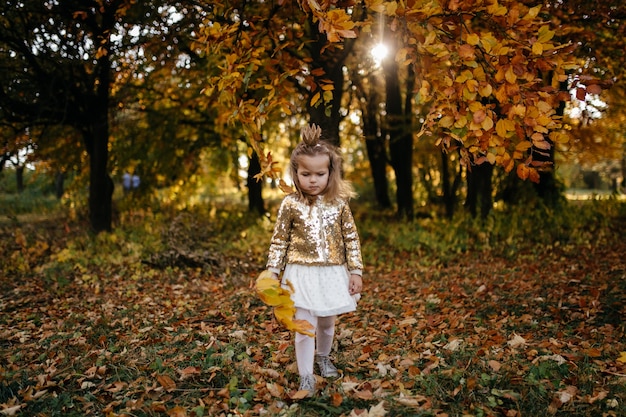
[301,123,322,146]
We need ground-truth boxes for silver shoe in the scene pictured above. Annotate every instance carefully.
[298,374,316,397]
[315,354,339,378]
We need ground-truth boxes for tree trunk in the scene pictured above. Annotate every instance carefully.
[16,165,24,193]
[441,152,463,219]
[307,59,344,147]
[55,171,65,199]
[305,18,354,147]
[465,162,494,219]
[86,127,113,233]
[0,153,9,173]
[362,74,391,208]
[247,150,265,215]
[383,39,413,220]
[85,51,113,233]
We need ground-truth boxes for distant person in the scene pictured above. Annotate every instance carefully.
[131,174,140,190]
[266,124,363,397]
[123,172,140,193]
[122,172,132,193]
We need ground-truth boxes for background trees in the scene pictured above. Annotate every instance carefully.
[1,0,624,229]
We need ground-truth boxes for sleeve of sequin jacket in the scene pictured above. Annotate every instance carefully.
[266,196,293,274]
[340,201,363,276]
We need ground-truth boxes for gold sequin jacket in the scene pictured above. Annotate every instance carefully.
[267,194,363,276]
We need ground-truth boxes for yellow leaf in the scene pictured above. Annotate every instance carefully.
[487,2,507,16]
[439,115,455,128]
[481,116,494,131]
[495,119,514,137]
[616,352,626,363]
[310,92,321,107]
[478,83,493,97]
[537,26,555,43]
[526,5,542,19]
[550,131,570,144]
[480,33,498,53]
[515,141,532,152]
[274,304,296,323]
[365,0,386,13]
[386,1,398,15]
[532,42,543,55]
[466,33,480,46]
[255,271,314,336]
[505,67,517,84]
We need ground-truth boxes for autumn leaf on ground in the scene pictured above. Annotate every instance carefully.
[256,270,314,336]
[617,352,626,363]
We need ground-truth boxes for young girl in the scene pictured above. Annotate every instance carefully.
[266,124,363,396]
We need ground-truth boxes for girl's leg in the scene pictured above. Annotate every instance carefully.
[316,315,336,356]
[315,315,339,377]
[294,308,317,376]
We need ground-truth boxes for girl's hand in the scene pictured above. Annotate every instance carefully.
[349,274,362,295]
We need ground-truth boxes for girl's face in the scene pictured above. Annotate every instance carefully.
[296,154,330,197]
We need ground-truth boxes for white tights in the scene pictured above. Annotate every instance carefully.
[294,308,336,376]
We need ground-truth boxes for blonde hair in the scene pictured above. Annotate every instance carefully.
[290,124,355,204]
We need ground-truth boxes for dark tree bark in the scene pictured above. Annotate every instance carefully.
[465,162,494,219]
[0,153,9,174]
[307,60,345,147]
[247,150,265,215]
[361,73,391,208]
[85,37,114,232]
[55,171,65,199]
[441,152,463,219]
[383,36,414,220]
[15,165,25,193]
[305,17,355,147]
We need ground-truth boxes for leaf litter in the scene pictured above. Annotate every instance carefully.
[0,211,625,416]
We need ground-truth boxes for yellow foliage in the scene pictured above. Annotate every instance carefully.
[466,33,480,46]
[256,271,314,337]
[537,26,555,43]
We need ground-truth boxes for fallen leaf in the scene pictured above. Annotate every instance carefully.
[167,405,187,417]
[156,374,177,392]
[330,392,343,407]
[507,334,526,349]
[0,405,24,416]
[178,366,201,380]
[488,360,502,372]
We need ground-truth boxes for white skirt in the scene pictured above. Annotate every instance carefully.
[282,264,358,317]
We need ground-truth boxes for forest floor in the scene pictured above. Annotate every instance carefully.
[0,203,625,417]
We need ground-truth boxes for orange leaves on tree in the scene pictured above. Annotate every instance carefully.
[255,270,314,336]
[254,151,282,182]
[404,1,579,182]
[300,1,357,42]
[319,10,357,43]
